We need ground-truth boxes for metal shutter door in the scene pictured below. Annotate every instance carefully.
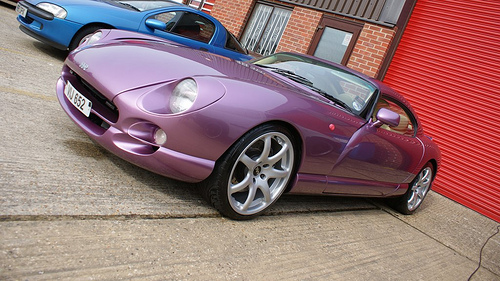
[383,0,500,222]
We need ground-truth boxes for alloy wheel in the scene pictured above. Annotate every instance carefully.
[227,132,294,215]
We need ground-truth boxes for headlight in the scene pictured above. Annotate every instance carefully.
[169,79,198,114]
[81,31,102,47]
[36,2,67,19]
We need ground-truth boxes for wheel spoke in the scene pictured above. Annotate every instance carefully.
[240,154,257,170]
[268,143,289,165]
[419,187,425,197]
[230,172,252,193]
[257,135,272,163]
[409,191,418,208]
[416,174,424,186]
[415,179,422,187]
[416,187,424,200]
[241,184,258,211]
[267,167,290,179]
[418,168,431,193]
[422,170,431,184]
[259,181,271,204]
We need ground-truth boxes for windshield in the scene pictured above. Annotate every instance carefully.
[116,0,177,11]
[253,53,377,115]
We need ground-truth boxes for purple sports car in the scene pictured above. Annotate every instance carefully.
[56,29,441,220]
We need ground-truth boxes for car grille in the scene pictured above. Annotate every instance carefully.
[70,70,119,126]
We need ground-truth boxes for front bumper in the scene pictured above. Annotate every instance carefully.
[16,1,81,50]
[56,66,215,183]
[19,24,66,50]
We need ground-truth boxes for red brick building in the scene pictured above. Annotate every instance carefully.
[207,0,399,79]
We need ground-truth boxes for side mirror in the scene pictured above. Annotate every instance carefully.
[373,108,400,128]
[145,19,167,31]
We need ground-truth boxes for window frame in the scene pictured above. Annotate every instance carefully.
[373,95,418,137]
[240,1,293,56]
[149,11,215,43]
[308,16,363,66]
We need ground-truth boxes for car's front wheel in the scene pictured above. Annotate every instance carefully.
[201,124,298,220]
[390,162,434,214]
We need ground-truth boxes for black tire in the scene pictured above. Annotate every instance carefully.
[69,26,108,51]
[201,124,298,220]
[389,162,434,215]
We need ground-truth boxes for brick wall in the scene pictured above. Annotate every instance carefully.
[210,0,395,78]
[348,23,395,78]
[210,0,255,37]
[276,6,322,54]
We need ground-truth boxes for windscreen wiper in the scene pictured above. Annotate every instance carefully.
[117,1,140,11]
[257,64,353,113]
[258,65,314,85]
[311,88,353,113]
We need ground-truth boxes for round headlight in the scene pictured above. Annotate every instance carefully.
[169,79,198,114]
[36,3,67,19]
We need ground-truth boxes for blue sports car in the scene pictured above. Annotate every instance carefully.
[15,0,253,61]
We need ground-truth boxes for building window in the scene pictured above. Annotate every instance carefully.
[187,0,215,13]
[188,0,204,9]
[240,3,292,56]
[308,17,363,65]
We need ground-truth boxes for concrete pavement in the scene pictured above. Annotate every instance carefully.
[1,193,499,280]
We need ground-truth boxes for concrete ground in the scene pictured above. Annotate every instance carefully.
[1,194,499,280]
[1,3,499,280]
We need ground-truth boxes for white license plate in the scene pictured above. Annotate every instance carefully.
[16,3,28,18]
[64,81,92,117]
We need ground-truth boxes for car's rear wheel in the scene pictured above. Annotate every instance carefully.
[390,163,434,214]
[201,124,298,220]
[69,26,109,51]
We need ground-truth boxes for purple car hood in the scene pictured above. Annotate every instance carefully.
[66,40,290,101]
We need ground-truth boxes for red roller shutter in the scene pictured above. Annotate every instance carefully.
[383,0,500,222]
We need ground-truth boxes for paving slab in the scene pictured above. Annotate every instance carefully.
[1,209,498,281]
[374,192,500,277]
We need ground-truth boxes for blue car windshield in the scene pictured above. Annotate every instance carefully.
[116,0,177,11]
[253,53,377,115]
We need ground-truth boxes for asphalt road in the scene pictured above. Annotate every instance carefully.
[1,3,499,280]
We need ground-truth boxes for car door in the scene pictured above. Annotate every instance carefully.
[140,10,215,53]
[323,96,424,196]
